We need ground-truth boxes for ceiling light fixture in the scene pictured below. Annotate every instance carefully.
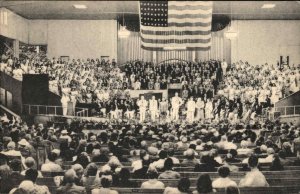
[73,4,87,9]
[225,2,238,40]
[118,13,130,38]
[261,4,276,9]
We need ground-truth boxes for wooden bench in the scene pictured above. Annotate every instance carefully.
[112,186,300,194]
[36,178,300,194]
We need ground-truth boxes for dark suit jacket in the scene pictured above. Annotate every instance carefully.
[132,166,149,179]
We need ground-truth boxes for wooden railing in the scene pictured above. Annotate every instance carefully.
[23,104,88,117]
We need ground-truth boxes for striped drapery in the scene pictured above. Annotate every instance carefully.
[117,27,230,64]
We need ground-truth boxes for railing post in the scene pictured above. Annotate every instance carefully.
[285,107,286,115]
[294,106,296,115]
[46,106,47,115]
[55,106,57,115]
[37,106,39,115]
[29,105,31,115]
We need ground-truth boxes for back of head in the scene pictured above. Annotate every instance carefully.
[18,180,34,194]
[177,177,190,193]
[85,163,98,176]
[185,149,195,160]
[159,150,168,159]
[147,166,159,179]
[64,169,77,184]
[24,157,36,169]
[48,152,58,162]
[197,174,213,193]
[218,166,230,178]
[9,159,22,171]
[119,168,131,180]
[248,154,258,168]
[25,169,38,183]
[101,177,111,188]
[226,185,240,194]
[164,158,174,170]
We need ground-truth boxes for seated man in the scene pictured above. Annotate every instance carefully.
[24,169,50,194]
[92,177,118,194]
[239,154,269,187]
[21,157,43,177]
[41,152,63,172]
[57,169,86,194]
[158,158,180,179]
[212,166,237,188]
[141,166,165,189]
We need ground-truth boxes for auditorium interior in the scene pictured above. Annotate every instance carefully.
[0,1,300,194]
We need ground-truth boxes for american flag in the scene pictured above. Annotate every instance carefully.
[139,1,213,50]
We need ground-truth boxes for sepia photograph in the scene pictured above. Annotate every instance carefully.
[0,1,300,194]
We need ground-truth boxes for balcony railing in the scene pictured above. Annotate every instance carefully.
[274,105,300,116]
[23,104,89,117]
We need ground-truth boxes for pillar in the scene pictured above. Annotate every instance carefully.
[13,39,19,58]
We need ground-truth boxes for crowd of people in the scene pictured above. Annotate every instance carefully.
[1,56,299,122]
[0,112,300,194]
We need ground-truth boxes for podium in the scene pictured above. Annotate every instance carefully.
[67,102,74,116]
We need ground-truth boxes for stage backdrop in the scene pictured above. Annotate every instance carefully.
[117,26,231,64]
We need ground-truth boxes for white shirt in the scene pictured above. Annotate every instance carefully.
[149,99,158,111]
[187,100,196,112]
[41,161,62,172]
[239,168,269,187]
[137,99,148,110]
[141,180,165,189]
[212,177,237,188]
[171,97,183,109]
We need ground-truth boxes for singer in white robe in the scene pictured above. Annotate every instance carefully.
[195,98,205,121]
[149,96,158,122]
[171,93,183,121]
[186,97,196,123]
[221,59,228,75]
[60,94,69,116]
[137,96,148,123]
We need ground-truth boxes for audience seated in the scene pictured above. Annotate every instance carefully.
[193,174,215,194]
[41,152,63,172]
[212,166,237,188]
[57,169,86,194]
[91,177,118,194]
[140,166,165,189]
[163,177,191,194]
[0,97,300,194]
[239,155,269,187]
[158,158,180,179]
[225,185,240,194]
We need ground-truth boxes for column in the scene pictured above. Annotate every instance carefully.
[152,51,157,64]
[13,39,19,58]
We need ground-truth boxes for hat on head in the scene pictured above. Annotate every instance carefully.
[18,180,34,192]
[18,139,29,146]
[7,141,16,149]
[52,149,61,156]
[61,130,68,134]
[148,146,158,155]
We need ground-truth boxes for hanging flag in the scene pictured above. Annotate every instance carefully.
[139,1,213,50]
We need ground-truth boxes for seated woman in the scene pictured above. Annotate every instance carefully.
[269,154,284,171]
[163,177,191,194]
[115,168,138,188]
[193,174,216,194]
[194,155,217,172]
[82,163,100,193]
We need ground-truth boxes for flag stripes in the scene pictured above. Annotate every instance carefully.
[140,1,213,50]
